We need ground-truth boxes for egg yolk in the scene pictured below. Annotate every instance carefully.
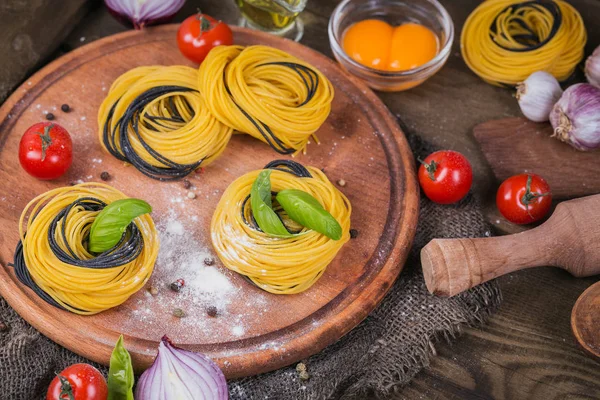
[342,20,439,72]
[389,23,439,71]
[342,19,393,70]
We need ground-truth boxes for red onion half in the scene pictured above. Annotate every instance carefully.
[104,0,186,29]
[550,83,600,151]
[135,336,228,400]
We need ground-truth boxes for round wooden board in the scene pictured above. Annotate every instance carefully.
[0,25,418,378]
[571,281,600,359]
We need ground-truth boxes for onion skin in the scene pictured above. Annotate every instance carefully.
[550,83,600,151]
[104,0,185,29]
[135,336,228,400]
[586,45,600,88]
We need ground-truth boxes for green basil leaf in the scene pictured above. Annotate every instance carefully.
[107,335,134,400]
[88,198,152,253]
[276,189,343,240]
[251,170,293,237]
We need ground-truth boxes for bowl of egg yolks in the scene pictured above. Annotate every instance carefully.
[328,0,454,91]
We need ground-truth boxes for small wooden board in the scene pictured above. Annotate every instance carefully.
[0,26,418,377]
[474,117,600,199]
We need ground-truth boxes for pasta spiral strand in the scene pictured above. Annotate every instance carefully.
[211,160,351,294]
[98,65,233,180]
[461,0,586,86]
[198,45,334,155]
[11,183,159,315]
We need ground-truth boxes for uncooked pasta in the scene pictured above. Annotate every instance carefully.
[99,45,334,180]
[11,183,159,315]
[211,160,351,294]
[198,45,334,155]
[98,65,233,180]
[461,0,586,86]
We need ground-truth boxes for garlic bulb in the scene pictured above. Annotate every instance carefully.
[516,71,563,122]
[585,45,600,88]
[550,83,600,151]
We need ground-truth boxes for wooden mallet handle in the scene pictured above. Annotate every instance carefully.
[421,195,600,297]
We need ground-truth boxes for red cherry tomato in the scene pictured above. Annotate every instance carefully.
[19,122,72,180]
[47,363,108,400]
[418,150,473,204]
[496,173,552,225]
[177,13,233,64]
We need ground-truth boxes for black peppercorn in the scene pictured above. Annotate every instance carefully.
[350,229,359,239]
[170,279,185,292]
[183,179,191,189]
[61,104,70,112]
[204,257,215,266]
[206,306,218,317]
[45,113,55,121]
[100,171,110,181]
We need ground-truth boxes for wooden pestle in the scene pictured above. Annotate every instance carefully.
[421,194,600,297]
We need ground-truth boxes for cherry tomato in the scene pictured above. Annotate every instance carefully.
[496,173,552,225]
[19,122,72,180]
[418,150,473,204]
[47,363,108,400]
[177,13,233,64]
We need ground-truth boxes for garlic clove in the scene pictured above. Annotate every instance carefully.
[550,83,600,151]
[516,71,563,122]
[585,45,600,89]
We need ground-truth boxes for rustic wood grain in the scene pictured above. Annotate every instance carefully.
[0,0,89,102]
[474,118,600,200]
[0,25,418,377]
[422,195,600,297]
[3,0,600,398]
[572,281,600,359]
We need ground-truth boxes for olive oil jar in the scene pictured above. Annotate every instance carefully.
[236,0,307,41]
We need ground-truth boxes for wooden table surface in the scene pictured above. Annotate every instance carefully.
[1,0,599,398]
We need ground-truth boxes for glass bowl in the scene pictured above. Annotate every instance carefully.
[328,0,454,92]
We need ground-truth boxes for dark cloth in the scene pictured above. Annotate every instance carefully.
[0,132,502,400]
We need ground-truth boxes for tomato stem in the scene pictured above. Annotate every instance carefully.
[37,124,54,161]
[57,375,75,400]
[195,8,212,33]
[520,175,550,219]
[418,158,438,181]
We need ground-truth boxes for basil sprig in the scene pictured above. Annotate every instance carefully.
[107,335,134,400]
[88,199,152,253]
[250,171,342,240]
[251,170,293,237]
[276,189,343,240]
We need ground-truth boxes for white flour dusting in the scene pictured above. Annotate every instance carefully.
[156,210,236,311]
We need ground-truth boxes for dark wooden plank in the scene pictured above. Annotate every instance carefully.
[405,270,600,400]
[0,0,89,102]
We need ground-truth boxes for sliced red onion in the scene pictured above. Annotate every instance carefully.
[135,336,228,400]
[104,0,185,29]
[550,83,600,151]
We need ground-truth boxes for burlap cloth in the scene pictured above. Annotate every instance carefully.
[0,132,502,400]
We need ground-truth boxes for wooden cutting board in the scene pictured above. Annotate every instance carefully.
[572,280,600,360]
[474,117,600,199]
[0,25,418,377]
